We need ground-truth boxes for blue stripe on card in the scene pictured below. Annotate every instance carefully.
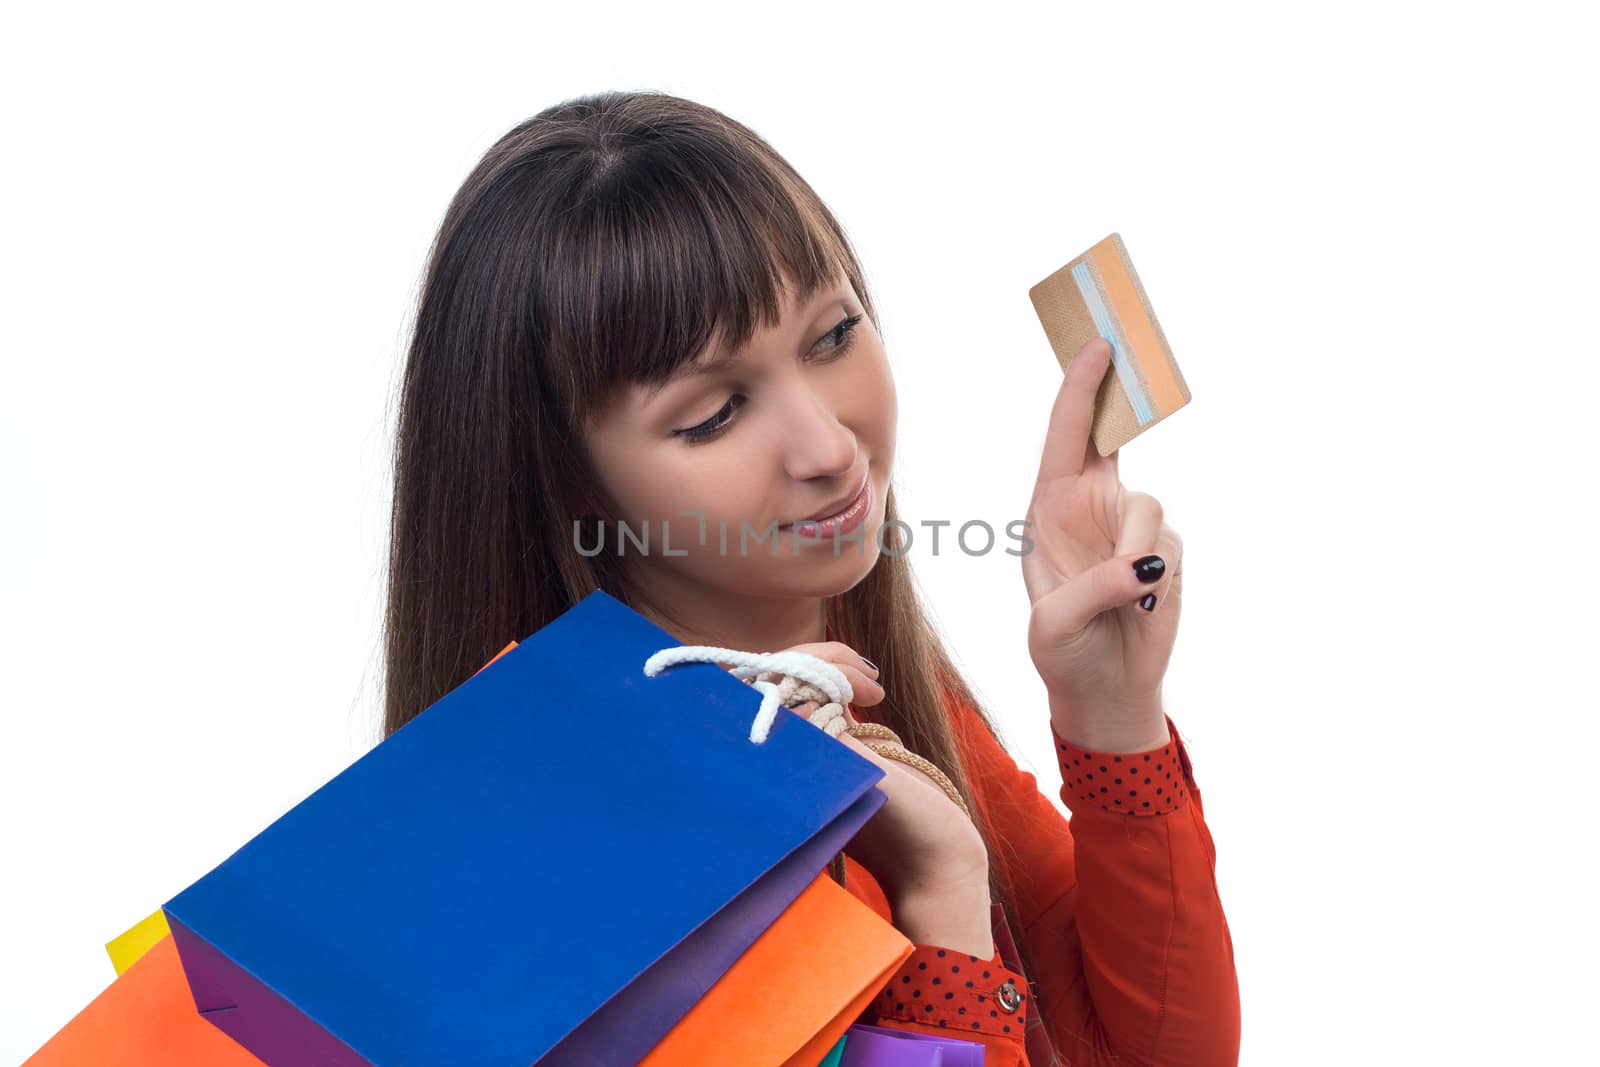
[1071,262,1153,425]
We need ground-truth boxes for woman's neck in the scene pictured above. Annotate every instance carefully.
[624,570,827,654]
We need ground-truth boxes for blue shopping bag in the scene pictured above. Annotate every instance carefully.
[162,589,887,1066]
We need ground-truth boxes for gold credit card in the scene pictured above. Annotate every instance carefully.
[1028,232,1191,455]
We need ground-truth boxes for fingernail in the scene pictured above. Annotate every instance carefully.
[1138,593,1157,612]
[861,657,879,674]
[1132,555,1165,583]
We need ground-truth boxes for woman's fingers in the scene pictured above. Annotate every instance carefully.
[1113,491,1163,560]
[1132,523,1184,616]
[1110,496,1182,616]
[776,641,883,706]
[820,641,881,682]
[1030,539,1179,640]
[1101,442,1120,478]
[808,642,882,704]
[836,662,886,705]
[1035,337,1114,488]
[786,642,878,677]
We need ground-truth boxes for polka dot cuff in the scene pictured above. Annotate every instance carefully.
[873,944,1032,1040]
[1054,718,1191,816]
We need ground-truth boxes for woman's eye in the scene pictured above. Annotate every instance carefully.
[674,394,745,444]
[814,313,864,361]
[672,314,863,446]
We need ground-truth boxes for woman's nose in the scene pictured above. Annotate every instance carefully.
[778,386,857,482]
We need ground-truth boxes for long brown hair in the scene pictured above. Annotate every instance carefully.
[381,89,1053,1055]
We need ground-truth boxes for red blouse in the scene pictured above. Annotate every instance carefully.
[843,690,1240,1066]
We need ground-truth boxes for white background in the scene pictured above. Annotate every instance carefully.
[3,2,1596,1063]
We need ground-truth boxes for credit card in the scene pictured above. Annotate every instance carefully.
[1028,232,1191,455]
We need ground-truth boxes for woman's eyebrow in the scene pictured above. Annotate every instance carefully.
[639,353,734,405]
[659,351,742,392]
[642,291,847,403]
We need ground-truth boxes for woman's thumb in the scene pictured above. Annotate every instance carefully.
[1032,553,1167,641]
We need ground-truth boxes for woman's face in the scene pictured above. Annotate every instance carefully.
[582,272,897,633]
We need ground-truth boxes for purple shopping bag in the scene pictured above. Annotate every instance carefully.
[838,1023,985,1067]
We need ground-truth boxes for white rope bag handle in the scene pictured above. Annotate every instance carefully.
[642,645,972,888]
[641,645,970,820]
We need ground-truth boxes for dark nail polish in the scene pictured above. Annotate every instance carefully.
[1138,593,1157,612]
[861,657,879,673]
[1133,555,1165,583]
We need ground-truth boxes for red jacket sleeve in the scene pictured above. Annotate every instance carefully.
[948,700,1241,1066]
[868,942,1034,1065]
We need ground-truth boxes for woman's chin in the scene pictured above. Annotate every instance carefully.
[777,532,883,593]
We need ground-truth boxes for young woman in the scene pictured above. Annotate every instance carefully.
[382,90,1239,1066]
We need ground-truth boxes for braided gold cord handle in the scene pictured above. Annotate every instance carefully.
[841,722,970,819]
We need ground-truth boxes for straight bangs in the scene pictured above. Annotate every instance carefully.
[538,139,870,425]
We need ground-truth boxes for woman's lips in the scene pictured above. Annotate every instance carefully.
[780,474,872,540]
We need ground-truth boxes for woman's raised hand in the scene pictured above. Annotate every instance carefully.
[1021,338,1183,752]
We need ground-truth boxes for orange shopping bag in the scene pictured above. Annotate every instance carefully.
[641,869,912,1067]
[24,933,265,1065]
